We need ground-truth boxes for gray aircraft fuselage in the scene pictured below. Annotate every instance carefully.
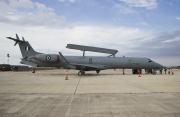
[7,34,164,75]
[24,55,163,70]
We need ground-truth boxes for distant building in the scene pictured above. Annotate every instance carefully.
[11,65,29,71]
[0,64,29,71]
[0,64,11,71]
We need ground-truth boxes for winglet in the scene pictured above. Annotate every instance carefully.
[22,37,25,41]
[6,34,25,46]
[16,34,20,40]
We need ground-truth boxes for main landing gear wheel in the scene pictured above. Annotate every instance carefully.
[78,71,85,76]
[96,70,100,74]
[78,71,82,76]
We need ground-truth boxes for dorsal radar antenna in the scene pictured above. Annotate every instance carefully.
[66,44,118,57]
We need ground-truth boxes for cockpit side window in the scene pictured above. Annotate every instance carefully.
[148,59,152,62]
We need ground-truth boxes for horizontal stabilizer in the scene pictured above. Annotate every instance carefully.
[6,34,25,46]
[66,44,118,55]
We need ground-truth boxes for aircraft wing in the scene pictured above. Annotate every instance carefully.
[59,52,109,70]
[70,63,108,70]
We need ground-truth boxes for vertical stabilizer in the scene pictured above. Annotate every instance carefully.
[18,41,38,58]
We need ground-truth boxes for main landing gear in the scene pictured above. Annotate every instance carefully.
[96,70,100,74]
[78,70,85,76]
[78,70,101,76]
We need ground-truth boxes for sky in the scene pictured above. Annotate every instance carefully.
[0,0,180,66]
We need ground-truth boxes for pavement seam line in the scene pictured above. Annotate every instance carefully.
[74,76,81,95]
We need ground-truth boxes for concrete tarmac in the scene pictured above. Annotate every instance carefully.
[0,69,180,117]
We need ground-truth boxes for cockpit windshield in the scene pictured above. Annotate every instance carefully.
[148,59,153,62]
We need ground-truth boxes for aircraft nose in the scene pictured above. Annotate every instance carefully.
[155,62,164,69]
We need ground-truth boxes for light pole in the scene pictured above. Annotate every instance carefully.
[7,54,10,64]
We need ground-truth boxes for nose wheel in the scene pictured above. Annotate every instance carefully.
[78,70,85,76]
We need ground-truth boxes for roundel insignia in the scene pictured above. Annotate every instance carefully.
[46,55,51,61]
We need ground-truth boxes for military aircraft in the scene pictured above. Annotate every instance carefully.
[7,34,164,75]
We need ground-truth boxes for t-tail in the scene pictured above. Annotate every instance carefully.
[6,34,39,59]
[7,34,60,67]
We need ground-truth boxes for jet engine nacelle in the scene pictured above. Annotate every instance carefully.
[34,54,60,63]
